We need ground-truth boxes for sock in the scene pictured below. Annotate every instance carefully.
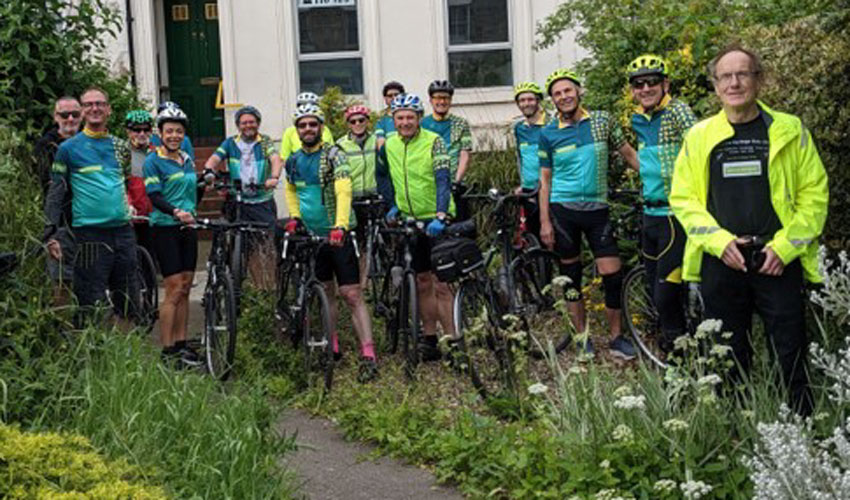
[423,335,438,346]
[360,341,376,360]
[331,332,339,353]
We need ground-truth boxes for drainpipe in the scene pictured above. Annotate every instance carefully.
[126,0,137,88]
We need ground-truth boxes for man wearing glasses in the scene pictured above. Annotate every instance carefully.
[37,96,82,301]
[626,55,697,355]
[375,81,404,148]
[43,87,138,326]
[670,46,829,415]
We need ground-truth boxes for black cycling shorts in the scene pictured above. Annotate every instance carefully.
[152,225,198,278]
[315,238,360,287]
[411,233,435,274]
[551,205,619,260]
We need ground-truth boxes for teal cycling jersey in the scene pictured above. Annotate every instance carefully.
[151,134,195,161]
[143,148,197,226]
[421,113,472,177]
[538,109,626,205]
[284,145,354,236]
[212,133,278,203]
[513,111,551,190]
[631,96,697,216]
[51,129,131,228]
[375,112,397,141]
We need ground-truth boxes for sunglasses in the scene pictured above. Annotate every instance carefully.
[129,127,152,133]
[348,117,367,125]
[630,77,664,89]
[296,121,320,129]
[56,111,81,119]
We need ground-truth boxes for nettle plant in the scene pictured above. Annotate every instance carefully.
[746,246,850,499]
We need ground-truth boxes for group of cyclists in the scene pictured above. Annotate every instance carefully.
[38,44,828,413]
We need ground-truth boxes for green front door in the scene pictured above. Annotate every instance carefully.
[164,0,224,145]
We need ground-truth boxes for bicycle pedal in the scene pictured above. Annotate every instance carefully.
[306,339,328,349]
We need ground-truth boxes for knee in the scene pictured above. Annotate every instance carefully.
[338,285,363,307]
[434,282,452,301]
[601,270,624,309]
[416,272,433,292]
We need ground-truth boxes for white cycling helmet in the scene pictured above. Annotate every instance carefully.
[292,103,325,124]
[296,92,320,106]
[156,106,189,129]
[390,93,424,115]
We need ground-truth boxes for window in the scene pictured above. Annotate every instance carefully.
[447,0,512,88]
[296,0,363,94]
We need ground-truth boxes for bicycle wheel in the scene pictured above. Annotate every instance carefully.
[135,245,158,332]
[510,247,568,355]
[302,282,334,391]
[230,231,245,312]
[520,233,553,290]
[622,265,665,368]
[454,279,518,400]
[204,268,238,380]
[274,259,300,345]
[399,271,419,379]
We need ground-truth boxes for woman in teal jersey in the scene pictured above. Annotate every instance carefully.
[144,107,200,367]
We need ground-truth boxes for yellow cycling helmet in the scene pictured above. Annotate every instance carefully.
[513,81,544,100]
[545,69,582,96]
[627,54,669,80]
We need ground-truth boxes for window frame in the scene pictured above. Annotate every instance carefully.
[444,0,514,90]
[293,0,365,94]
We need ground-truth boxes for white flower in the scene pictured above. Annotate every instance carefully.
[613,424,634,442]
[613,384,633,398]
[710,344,733,358]
[696,318,723,335]
[679,480,713,499]
[599,459,611,469]
[697,374,722,386]
[552,275,572,287]
[613,395,646,410]
[653,479,677,493]
[673,334,697,352]
[663,419,689,432]
[528,382,548,395]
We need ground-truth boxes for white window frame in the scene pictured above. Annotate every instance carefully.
[445,0,514,92]
[293,0,365,95]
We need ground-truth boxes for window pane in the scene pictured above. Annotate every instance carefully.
[449,49,512,88]
[447,0,508,46]
[299,58,363,94]
[298,3,359,54]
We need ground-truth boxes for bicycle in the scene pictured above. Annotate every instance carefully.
[276,230,335,391]
[610,190,703,369]
[192,217,271,380]
[130,216,158,333]
[451,188,562,399]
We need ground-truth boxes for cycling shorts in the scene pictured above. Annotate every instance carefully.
[152,225,198,278]
[551,204,618,260]
[316,238,360,286]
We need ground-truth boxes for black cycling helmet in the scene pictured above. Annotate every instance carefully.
[428,80,455,97]
[235,105,262,125]
[382,81,405,96]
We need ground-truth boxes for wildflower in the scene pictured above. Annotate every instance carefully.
[680,480,713,499]
[613,395,646,410]
[653,479,677,493]
[568,365,586,375]
[710,344,733,358]
[721,331,734,340]
[551,275,571,287]
[697,374,722,387]
[565,288,581,301]
[599,459,611,469]
[813,412,830,422]
[663,419,689,432]
[696,318,723,335]
[673,334,697,352]
[613,424,634,442]
[613,385,633,398]
[528,382,548,395]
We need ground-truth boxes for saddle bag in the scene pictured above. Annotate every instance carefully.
[431,236,483,283]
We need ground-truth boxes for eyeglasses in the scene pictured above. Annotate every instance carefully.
[348,117,367,125]
[129,127,152,134]
[385,92,400,99]
[714,71,760,85]
[630,77,663,89]
[296,121,320,129]
[81,101,109,108]
[56,111,81,119]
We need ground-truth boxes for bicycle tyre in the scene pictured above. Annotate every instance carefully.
[454,279,518,400]
[274,258,300,346]
[622,265,665,368]
[204,268,238,380]
[510,247,568,355]
[135,245,158,332]
[230,231,245,313]
[400,271,419,379]
[302,282,334,391]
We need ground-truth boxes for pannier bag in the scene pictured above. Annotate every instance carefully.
[431,237,484,283]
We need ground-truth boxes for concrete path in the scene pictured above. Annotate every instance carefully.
[278,409,463,500]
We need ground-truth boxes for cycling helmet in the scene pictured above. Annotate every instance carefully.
[156,106,188,129]
[157,100,180,113]
[390,93,424,115]
[125,109,153,127]
[292,103,325,124]
[427,80,455,97]
[345,105,371,121]
[627,54,669,80]
[513,81,544,101]
[296,92,320,105]
[235,105,262,125]
[382,81,405,96]
[545,69,582,95]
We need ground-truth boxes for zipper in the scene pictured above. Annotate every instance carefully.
[402,140,415,219]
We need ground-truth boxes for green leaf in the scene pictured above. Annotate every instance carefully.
[17,42,29,58]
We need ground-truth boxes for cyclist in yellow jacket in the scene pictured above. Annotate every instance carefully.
[670,45,828,416]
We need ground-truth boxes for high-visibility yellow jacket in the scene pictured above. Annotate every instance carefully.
[670,102,828,283]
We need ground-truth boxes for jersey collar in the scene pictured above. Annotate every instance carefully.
[525,110,549,127]
[635,94,672,117]
[557,107,589,129]
[82,127,109,139]
[156,146,189,163]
